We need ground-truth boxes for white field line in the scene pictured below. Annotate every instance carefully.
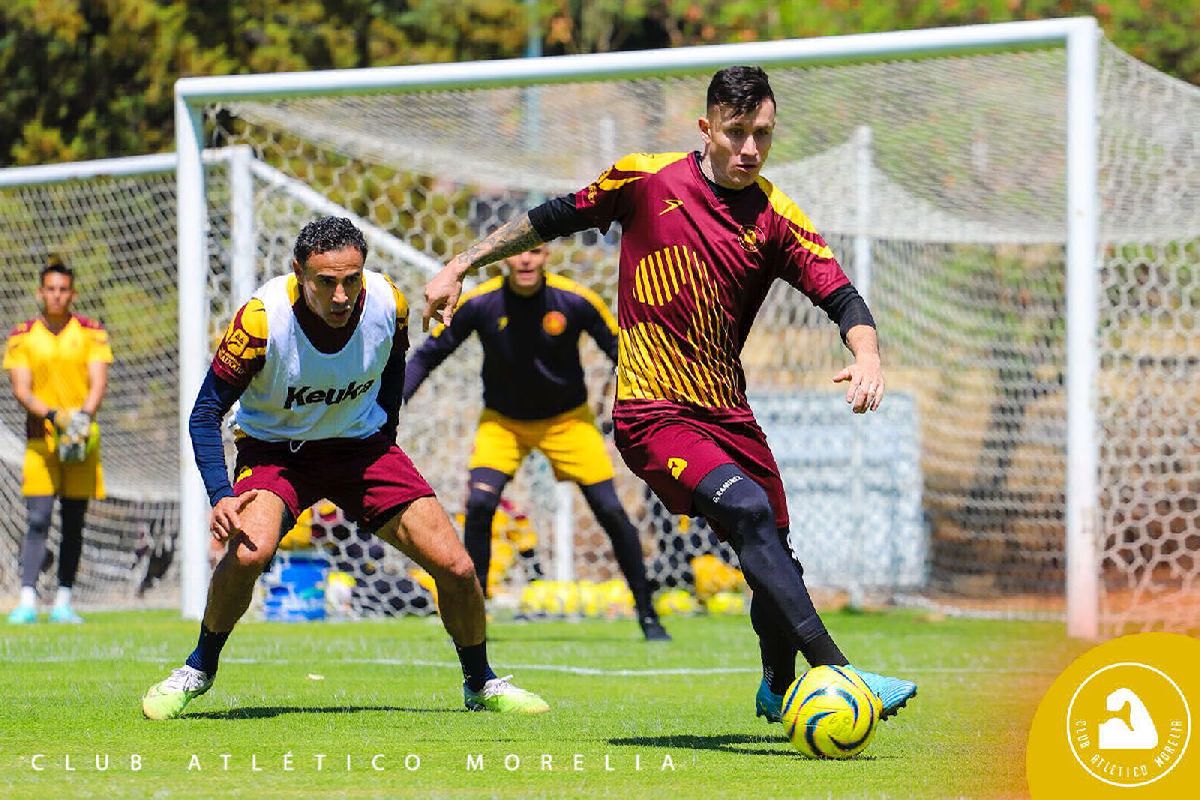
[0,653,1059,676]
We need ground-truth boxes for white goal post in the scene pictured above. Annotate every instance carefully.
[170,17,1199,638]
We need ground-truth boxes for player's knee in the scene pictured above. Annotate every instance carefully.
[588,495,620,525]
[27,501,53,534]
[436,552,479,592]
[464,485,502,521]
[581,481,630,528]
[724,488,773,536]
[228,539,274,575]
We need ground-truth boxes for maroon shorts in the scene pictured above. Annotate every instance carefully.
[233,432,435,531]
[613,404,789,532]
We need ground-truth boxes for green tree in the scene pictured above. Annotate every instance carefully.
[0,0,1196,166]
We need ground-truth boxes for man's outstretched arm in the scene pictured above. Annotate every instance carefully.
[423,214,544,330]
[424,188,610,330]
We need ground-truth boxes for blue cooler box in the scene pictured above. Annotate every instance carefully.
[260,552,328,621]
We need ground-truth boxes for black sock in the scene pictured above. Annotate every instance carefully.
[756,626,797,695]
[463,468,509,592]
[795,617,847,668]
[581,480,655,620]
[185,625,230,676]
[456,641,497,693]
[751,593,796,694]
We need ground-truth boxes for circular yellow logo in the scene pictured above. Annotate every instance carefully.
[1066,662,1190,787]
[1028,633,1198,798]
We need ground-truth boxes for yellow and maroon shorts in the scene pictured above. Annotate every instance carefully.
[233,432,434,532]
[613,403,789,533]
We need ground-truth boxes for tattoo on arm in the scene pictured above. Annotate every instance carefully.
[461,215,544,270]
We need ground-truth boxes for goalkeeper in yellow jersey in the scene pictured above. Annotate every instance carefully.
[4,256,112,624]
[404,244,669,641]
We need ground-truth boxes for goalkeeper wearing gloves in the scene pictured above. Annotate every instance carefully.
[3,256,112,624]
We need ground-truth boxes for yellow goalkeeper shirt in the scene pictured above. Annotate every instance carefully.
[3,314,113,440]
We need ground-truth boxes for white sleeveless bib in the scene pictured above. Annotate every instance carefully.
[235,271,395,441]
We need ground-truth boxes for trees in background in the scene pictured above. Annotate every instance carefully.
[1,0,1195,165]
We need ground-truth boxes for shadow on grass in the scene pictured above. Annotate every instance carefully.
[187,705,464,720]
[608,734,889,760]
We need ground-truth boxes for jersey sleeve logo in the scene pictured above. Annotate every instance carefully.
[225,329,250,357]
[739,225,765,253]
[659,198,685,216]
[542,311,567,336]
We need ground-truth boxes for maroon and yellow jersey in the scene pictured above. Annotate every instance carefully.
[570,152,849,417]
[3,314,113,439]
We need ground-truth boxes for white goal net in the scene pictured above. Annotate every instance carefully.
[0,158,183,607]
[185,27,1198,636]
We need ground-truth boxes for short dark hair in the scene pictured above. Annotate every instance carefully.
[40,254,73,285]
[706,66,775,117]
[293,216,368,267]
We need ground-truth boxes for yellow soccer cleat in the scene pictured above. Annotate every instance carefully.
[141,666,214,720]
[463,675,550,714]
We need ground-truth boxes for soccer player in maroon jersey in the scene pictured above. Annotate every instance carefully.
[404,244,669,641]
[424,67,917,722]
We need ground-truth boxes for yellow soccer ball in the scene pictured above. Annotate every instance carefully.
[781,665,882,759]
[654,588,699,617]
[599,580,634,619]
[520,580,551,616]
[704,591,745,615]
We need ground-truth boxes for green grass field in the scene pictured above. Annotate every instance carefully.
[0,609,1087,799]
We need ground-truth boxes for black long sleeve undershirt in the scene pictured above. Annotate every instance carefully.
[817,284,876,342]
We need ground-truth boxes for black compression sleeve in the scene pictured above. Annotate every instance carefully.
[189,368,243,506]
[817,284,876,342]
[529,194,598,241]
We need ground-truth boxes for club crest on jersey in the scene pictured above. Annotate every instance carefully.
[284,379,374,409]
[542,311,567,336]
[738,225,765,253]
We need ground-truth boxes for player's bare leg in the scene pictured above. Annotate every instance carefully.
[377,495,485,645]
[376,496,549,713]
[201,491,288,633]
[203,491,287,632]
[142,491,287,720]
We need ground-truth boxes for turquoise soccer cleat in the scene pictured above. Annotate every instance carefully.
[463,675,550,714]
[755,677,783,723]
[48,605,84,624]
[142,666,214,720]
[845,664,917,720]
[7,605,37,625]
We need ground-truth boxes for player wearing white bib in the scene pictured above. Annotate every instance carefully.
[141,217,548,720]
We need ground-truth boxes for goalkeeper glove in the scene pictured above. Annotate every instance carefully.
[57,410,93,463]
